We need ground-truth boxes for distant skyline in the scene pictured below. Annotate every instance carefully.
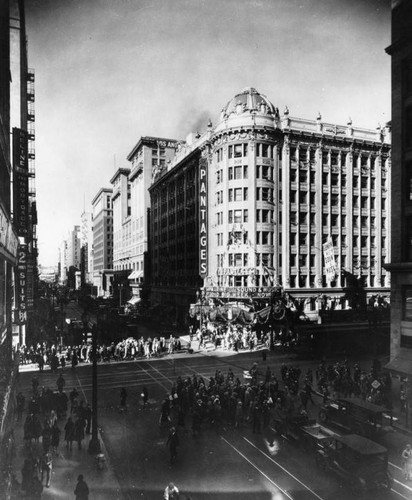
[25,0,391,266]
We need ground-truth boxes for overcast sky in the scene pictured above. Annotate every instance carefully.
[25,0,391,267]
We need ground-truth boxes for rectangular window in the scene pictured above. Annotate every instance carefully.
[234,166,242,179]
[244,209,249,223]
[243,165,248,179]
[234,253,242,266]
[228,167,233,180]
[228,211,233,224]
[234,144,243,158]
[234,209,242,223]
[262,165,271,180]
[244,187,248,200]
[234,188,242,201]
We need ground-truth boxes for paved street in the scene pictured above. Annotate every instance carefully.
[14,346,412,500]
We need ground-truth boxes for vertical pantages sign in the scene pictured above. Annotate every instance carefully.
[16,244,27,325]
[12,128,29,237]
[199,159,208,278]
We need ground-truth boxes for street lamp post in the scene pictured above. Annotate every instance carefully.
[88,322,101,454]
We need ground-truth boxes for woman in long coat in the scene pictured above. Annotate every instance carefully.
[51,421,61,453]
[64,416,75,450]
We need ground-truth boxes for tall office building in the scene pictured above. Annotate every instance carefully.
[149,87,391,325]
[91,188,113,297]
[80,210,93,286]
[125,137,179,300]
[385,0,412,375]
[66,226,81,270]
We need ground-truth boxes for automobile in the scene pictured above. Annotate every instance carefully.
[318,397,393,439]
[315,434,392,496]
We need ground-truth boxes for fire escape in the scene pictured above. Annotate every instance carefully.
[26,68,38,310]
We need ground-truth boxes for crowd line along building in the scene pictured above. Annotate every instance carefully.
[147,87,391,326]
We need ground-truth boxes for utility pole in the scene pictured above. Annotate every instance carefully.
[88,322,101,454]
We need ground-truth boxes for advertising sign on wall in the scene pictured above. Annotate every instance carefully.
[323,236,337,281]
[12,128,29,237]
[15,244,27,325]
[199,158,208,278]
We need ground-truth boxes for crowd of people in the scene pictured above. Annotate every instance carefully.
[17,335,185,371]
[14,373,91,498]
[156,356,395,461]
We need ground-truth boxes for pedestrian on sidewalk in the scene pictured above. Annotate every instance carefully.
[41,450,53,488]
[51,420,61,454]
[64,416,75,450]
[402,443,412,480]
[74,416,86,450]
[74,474,89,500]
[84,403,92,434]
[57,373,66,393]
[164,482,179,500]
[166,427,179,464]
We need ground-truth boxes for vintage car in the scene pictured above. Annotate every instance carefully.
[300,423,340,451]
[315,434,392,495]
[318,397,393,439]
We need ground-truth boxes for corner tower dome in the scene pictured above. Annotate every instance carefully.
[214,87,279,135]
[221,87,276,118]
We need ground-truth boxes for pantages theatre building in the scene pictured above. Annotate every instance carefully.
[148,87,391,327]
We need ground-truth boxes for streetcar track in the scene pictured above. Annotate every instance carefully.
[221,435,294,500]
[242,436,326,500]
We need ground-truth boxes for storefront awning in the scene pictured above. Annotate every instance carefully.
[128,296,141,305]
[385,349,412,377]
[128,271,143,280]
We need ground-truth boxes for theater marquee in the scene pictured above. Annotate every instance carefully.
[199,159,208,278]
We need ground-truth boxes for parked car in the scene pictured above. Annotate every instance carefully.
[318,397,392,439]
[315,434,392,496]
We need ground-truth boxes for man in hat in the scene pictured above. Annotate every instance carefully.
[74,474,89,500]
[164,482,179,499]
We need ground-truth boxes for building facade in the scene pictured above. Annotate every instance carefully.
[66,225,81,270]
[91,188,113,297]
[126,137,179,299]
[0,0,18,354]
[149,87,391,325]
[80,210,93,286]
[149,134,207,323]
[385,0,412,375]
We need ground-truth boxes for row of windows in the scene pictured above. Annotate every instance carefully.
[216,165,274,184]
[216,143,274,162]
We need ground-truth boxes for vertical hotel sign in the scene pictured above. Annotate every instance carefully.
[323,236,337,282]
[199,158,208,278]
[13,128,29,237]
[16,244,27,325]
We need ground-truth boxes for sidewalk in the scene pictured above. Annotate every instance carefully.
[11,400,123,499]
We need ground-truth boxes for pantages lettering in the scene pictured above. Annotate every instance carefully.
[199,159,208,278]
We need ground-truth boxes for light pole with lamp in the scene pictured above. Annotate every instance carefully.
[88,319,101,455]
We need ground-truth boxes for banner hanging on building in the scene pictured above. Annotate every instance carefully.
[12,128,29,237]
[15,244,28,325]
[199,158,208,278]
[323,236,337,281]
